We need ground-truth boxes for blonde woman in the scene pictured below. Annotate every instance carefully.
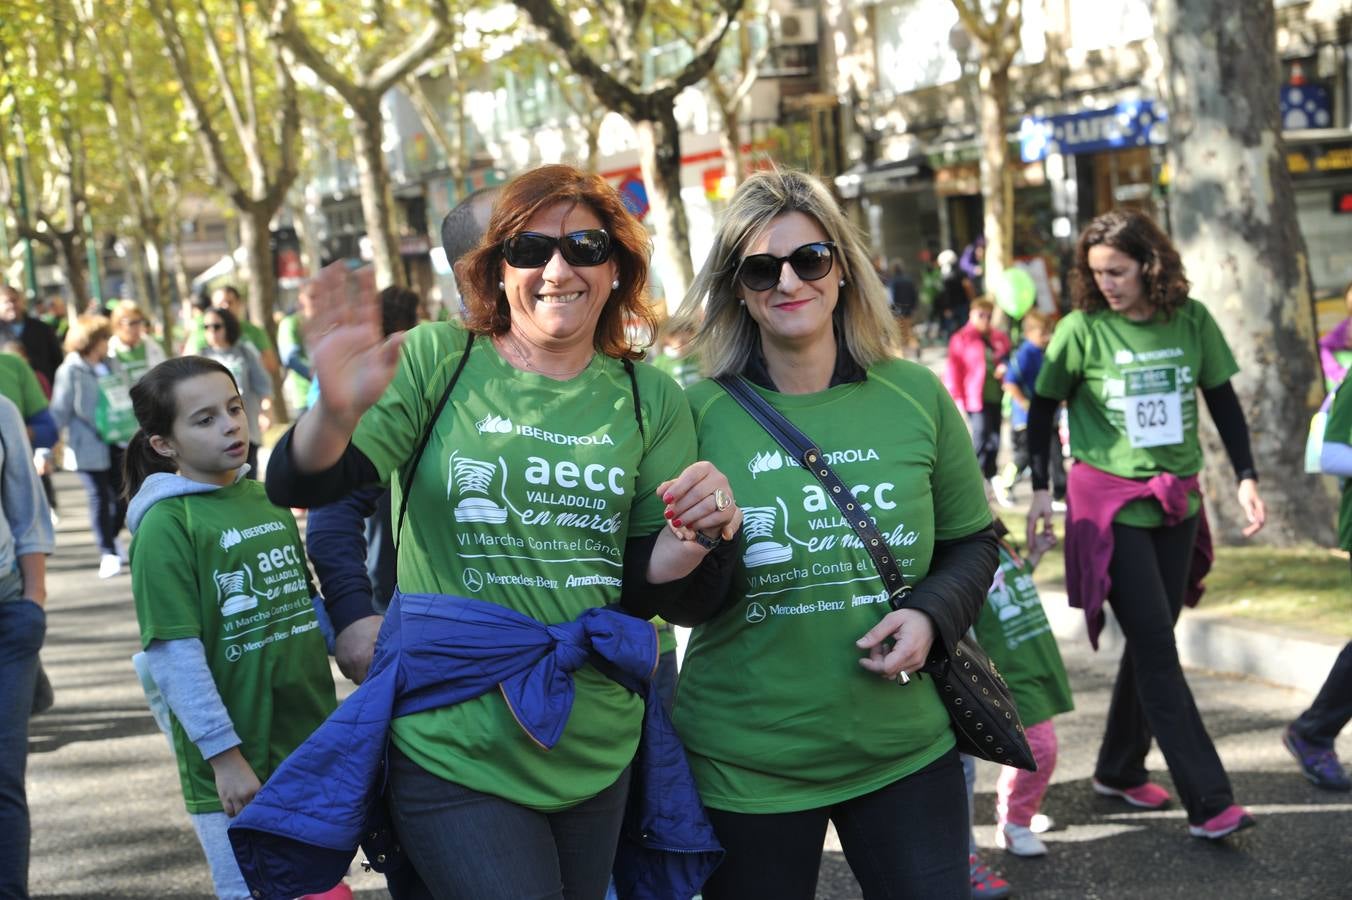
[107,300,166,384]
[51,316,130,577]
[669,169,998,899]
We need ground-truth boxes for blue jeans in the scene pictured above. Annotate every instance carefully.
[0,597,46,899]
[76,451,126,556]
[702,748,969,900]
[966,404,1002,481]
[385,743,631,900]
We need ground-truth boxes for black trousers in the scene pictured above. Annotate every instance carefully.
[1095,516,1234,824]
[702,749,969,900]
[1292,556,1352,749]
[1009,427,1067,498]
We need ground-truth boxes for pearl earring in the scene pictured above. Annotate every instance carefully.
[839,278,846,287]
[498,280,505,292]
[611,279,620,291]
[738,298,745,306]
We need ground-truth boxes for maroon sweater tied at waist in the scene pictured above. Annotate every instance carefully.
[1063,462,1213,649]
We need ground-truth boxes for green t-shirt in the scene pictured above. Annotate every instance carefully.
[277,313,312,412]
[1324,380,1352,551]
[1035,299,1238,527]
[982,340,1003,404]
[0,353,48,419]
[130,479,337,814]
[972,542,1074,728]
[185,319,274,357]
[351,323,696,811]
[672,360,992,813]
[649,351,701,389]
[112,341,151,384]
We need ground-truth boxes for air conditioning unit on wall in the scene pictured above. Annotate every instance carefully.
[772,9,819,45]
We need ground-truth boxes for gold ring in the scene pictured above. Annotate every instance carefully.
[714,489,730,511]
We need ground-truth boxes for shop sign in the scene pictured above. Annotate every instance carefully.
[1281,83,1332,130]
[1019,100,1168,163]
[704,167,734,201]
[618,175,649,220]
[1288,142,1352,178]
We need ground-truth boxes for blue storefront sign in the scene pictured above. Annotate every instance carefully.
[1019,99,1168,163]
[1280,83,1332,130]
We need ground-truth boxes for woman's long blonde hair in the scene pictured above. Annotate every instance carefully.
[674,168,901,378]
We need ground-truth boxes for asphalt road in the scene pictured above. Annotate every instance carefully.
[24,473,1352,898]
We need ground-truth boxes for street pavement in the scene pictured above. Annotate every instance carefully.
[25,472,1352,898]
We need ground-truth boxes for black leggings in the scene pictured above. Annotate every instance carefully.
[702,749,968,900]
[1096,517,1234,824]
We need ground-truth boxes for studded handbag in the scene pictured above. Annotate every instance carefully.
[715,375,1036,770]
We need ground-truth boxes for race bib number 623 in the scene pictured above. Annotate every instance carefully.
[1122,367,1183,448]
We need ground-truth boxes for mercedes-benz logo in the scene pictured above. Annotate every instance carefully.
[745,602,767,624]
[463,568,483,593]
[225,644,242,662]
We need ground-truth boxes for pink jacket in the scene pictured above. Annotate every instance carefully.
[944,324,1010,412]
[1320,317,1351,385]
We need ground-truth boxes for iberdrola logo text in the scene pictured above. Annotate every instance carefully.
[474,411,614,446]
[476,414,513,434]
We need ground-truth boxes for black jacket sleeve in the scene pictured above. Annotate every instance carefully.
[618,529,744,627]
[1026,393,1059,490]
[264,425,381,509]
[906,525,999,665]
[1201,380,1258,482]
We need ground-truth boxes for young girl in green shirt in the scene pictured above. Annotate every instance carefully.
[123,357,338,899]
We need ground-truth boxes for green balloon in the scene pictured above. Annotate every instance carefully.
[994,267,1037,319]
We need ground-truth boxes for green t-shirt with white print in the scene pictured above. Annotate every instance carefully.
[1035,299,1238,527]
[672,360,992,813]
[130,479,336,814]
[352,323,696,811]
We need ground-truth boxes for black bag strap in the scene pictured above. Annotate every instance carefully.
[394,332,475,551]
[621,357,646,450]
[714,374,912,609]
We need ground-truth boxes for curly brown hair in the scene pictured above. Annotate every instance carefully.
[457,164,656,360]
[1070,208,1191,319]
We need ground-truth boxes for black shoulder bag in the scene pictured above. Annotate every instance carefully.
[715,374,1035,771]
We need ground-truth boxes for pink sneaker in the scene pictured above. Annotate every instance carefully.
[1092,777,1172,809]
[300,883,355,900]
[1188,805,1256,839]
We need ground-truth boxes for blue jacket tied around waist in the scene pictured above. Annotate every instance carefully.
[228,591,723,899]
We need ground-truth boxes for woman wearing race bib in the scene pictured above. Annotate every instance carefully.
[262,164,742,899]
[668,169,998,899]
[51,315,131,579]
[1024,208,1267,841]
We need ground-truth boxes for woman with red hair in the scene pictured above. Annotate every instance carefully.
[264,164,742,897]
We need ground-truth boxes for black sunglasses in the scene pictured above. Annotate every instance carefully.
[736,241,837,292]
[502,229,612,268]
